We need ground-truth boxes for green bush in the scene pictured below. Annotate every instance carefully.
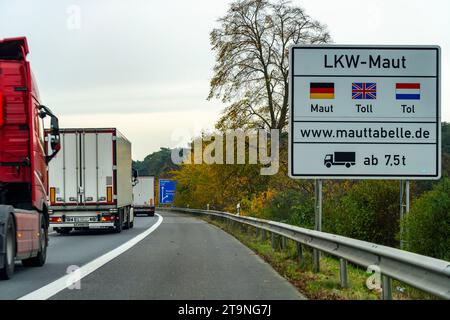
[403,178,450,260]
[324,180,399,247]
[261,189,315,228]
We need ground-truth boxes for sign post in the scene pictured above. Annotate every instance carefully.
[400,180,410,249]
[313,179,322,273]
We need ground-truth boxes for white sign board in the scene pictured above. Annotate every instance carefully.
[289,45,441,180]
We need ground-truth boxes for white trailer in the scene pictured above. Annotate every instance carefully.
[133,176,155,216]
[46,128,135,234]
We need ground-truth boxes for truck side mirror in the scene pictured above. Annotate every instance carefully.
[39,105,61,164]
[50,116,59,136]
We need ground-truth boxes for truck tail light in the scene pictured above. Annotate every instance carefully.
[0,91,4,126]
[107,186,113,203]
[50,187,56,203]
[100,216,114,222]
[49,217,62,223]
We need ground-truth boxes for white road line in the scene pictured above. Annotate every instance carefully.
[18,214,164,300]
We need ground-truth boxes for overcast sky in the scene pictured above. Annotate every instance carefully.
[1,0,449,160]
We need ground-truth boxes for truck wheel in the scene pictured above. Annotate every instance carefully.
[22,215,47,267]
[0,217,16,280]
[129,208,134,229]
[114,211,123,233]
[124,209,131,230]
[325,162,332,168]
[345,163,351,168]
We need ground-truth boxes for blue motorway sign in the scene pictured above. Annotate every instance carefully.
[159,179,176,204]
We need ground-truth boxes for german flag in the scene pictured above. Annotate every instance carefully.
[310,83,335,99]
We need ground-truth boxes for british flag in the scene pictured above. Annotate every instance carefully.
[352,83,377,100]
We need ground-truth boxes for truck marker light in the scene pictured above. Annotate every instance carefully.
[50,187,56,203]
[107,186,113,203]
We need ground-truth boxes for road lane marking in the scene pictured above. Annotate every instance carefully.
[18,214,163,300]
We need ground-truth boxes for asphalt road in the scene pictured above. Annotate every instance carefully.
[52,211,303,300]
[0,215,159,300]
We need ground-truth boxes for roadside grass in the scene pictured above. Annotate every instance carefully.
[201,215,437,300]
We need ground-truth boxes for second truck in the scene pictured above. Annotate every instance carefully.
[133,176,155,216]
[47,128,137,234]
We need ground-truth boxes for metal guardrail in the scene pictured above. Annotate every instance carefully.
[159,207,450,300]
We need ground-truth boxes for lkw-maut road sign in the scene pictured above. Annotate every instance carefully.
[159,179,176,204]
[289,45,441,180]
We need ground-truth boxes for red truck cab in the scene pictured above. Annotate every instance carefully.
[0,37,60,279]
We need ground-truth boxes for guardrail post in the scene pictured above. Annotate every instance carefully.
[262,229,266,241]
[281,236,286,250]
[255,227,260,238]
[382,275,393,300]
[296,242,303,264]
[271,233,276,250]
[313,250,320,273]
[339,258,348,288]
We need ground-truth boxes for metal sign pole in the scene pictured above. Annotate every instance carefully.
[400,180,410,250]
[313,179,322,273]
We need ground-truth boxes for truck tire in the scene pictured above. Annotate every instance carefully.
[0,216,16,280]
[124,209,131,230]
[114,211,123,233]
[129,208,134,229]
[22,215,47,267]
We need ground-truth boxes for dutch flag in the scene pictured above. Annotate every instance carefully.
[396,83,421,100]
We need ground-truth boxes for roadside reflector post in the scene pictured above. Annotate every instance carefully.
[297,242,303,264]
[382,274,393,300]
[206,203,209,211]
[339,258,348,288]
[313,179,323,273]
